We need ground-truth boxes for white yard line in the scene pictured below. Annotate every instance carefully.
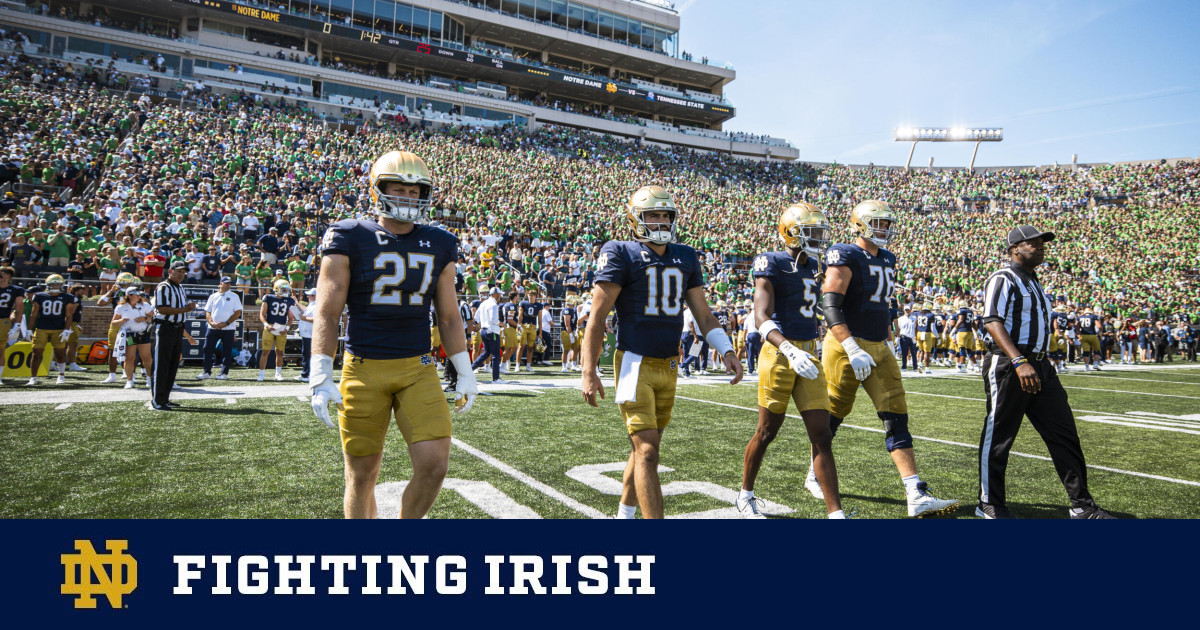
[450,437,608,519]
[674,395,1200,488]
[53,403,72,410]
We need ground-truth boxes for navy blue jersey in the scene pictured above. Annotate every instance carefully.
[954,307,973,333]
[824,243,896,342]
[733,308,746,332]
[261,294,296,326]
[561,306,576,330]
[501,302,519,326]
[0,285,26,318]
[754,251,821,341]
[596,240,703,358]
[933,314,946,335]
[715,309,730,330]
[70,294,83,323]
[1078,313,1099,335]
[518,300,542,325]
[1052,311,1072,333]
[322,219,458,360]
[915,311,934,332]
[32,292,73,329]
[975,314,988,340]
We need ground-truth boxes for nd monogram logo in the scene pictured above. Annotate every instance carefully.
[60,540,138,609]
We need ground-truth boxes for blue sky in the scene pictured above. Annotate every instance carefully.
[678,0,1200,166]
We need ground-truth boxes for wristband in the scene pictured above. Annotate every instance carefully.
[705,327,735,357]
[840,336,863,355]
[757,319,781,341]
[1011,356,1028,368]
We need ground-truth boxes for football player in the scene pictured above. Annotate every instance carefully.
[27,274,78,386]
[1051,301,1072,372]
[500,291,520,374]
[259,279,296,381]
[738,203,846,519]
[311,150,477,520]
[0,266,27,385]
[517,287,543,373]
[915,303,935,374]
[64,283,89,373]
[1077,307,1102,371]
[560,295,578,373]
[581,185,742,519]
[816,200,959,517]
[954,298,975,373]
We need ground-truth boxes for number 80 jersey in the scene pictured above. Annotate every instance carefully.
[322,219,458,360]
[595,240,703,359]
[823,242,896,342]
[754,251,821,341]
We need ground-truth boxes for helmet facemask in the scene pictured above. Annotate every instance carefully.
[863,218,896,248]
[375,179,431,224]
[631,208,677,245]
[785,222,832,257]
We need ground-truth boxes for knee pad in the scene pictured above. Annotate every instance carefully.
[829,415,844,438]
[879,412,912,451]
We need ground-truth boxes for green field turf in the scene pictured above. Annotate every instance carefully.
[2,363,1197,519]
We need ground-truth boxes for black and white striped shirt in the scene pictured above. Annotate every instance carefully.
[981,263,1052,353]
[458,300,473,331]
[153,280,188,324]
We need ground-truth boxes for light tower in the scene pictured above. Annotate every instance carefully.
[894,127,1004,171]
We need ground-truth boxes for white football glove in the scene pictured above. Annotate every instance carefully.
[778,341,819,380]
[568,332,576,344]
[309,353,342,429]
[841,337,877,382]
[58,329,73,343]
[20,322,31,340]
[6,323,18,345]
[448,351,478,413]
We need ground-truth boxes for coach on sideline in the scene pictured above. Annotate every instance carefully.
[977,226,1115,519]
[197,275,242,380]
[151,261,196,411]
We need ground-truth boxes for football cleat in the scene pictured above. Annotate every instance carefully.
[1069,504,1117,519]
[907,482,959,518]
[196,373,211,380]
[124,380,135,389]
[975,503,1016,519]
[69,364,87,372]
[56,374,66,385]
[804,466,825,500]
[735,495,767,519]
[26,377,38,386]
[257,371,265,382]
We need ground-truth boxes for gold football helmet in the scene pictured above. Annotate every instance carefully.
[779,202,831,256]
[273,279,291,296]
[369,150,433,223]
[625,185,677,245]
[850,200,897,248]
[116,272,137,290]
[45,274,64,294]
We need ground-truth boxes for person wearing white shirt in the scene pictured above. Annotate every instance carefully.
[896,305,918,371]
[471,286,505,383]
[196,277,243,379]
[538,305,554,366]
[744,301,762,374]
[112,290,155,389]
[293,288,317,382]
[241,213,260,242]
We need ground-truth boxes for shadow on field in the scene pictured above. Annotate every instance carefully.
[166,407,285,416]
[841,493,971,519]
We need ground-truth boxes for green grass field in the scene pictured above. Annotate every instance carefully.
[2,361,1198,519]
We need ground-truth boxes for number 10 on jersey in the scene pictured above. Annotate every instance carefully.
[644,267,684,316]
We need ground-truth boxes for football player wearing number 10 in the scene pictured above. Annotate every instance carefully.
[817,200,959,517]
[581,185,742,520]
[311,150,478,520]
[738,203,846,519]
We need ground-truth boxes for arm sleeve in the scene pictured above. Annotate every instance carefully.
[981,273,1010,325]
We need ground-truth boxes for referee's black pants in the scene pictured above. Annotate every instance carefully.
[979,352,1094,509]
[152,322,184,407]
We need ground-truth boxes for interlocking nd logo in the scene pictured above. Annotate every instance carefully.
[60,540,138,609]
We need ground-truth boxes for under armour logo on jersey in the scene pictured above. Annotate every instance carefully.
[672,258,682,264]
[420,240,431,248]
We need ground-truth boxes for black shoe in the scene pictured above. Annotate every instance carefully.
[166,402,182,408]
[975,503,1016,519]
[444,383,457,392]
[1069,504,1117,519]
[150,403,173,411]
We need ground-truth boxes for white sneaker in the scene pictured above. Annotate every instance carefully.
[735,495,767,519]
[56,374,66,385]
[274,371,284,381]
[257,371,265,382]
[561,367,570,373]
[500,364,510,374]
[957,365,966,373]
[215,373,228,380]
[804,467,825,500]
[906,482,960,517]
[294,375,306,381]
[101,373,118,384]
[525,365,534,373]
[69,363,87,372]
[25,377,37,386]
[196,372,212,380]
[172,383,181,390]
[491,378,508,384]
[124,380,135,389]
[924,368,931,374]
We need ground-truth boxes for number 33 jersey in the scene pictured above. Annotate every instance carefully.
[824,242,896,342]
[595,240,703,359]
[754,251,821,341]
[322,219,458,359]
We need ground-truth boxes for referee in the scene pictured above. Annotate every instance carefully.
[151,261,197,411]
[444,297,476,391]
[977,225,1115,519]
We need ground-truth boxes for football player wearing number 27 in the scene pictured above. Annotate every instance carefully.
[311,150,478,520]
[581,186,742,520]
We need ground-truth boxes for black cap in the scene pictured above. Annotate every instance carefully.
[170,260,187,270]
[1007,225,1055,247]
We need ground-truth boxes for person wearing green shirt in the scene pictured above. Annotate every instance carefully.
[46,227,73,267]
[463,269,478,296]
[235,256,256,290]
[498,268,512,292]
[286,254,308,288]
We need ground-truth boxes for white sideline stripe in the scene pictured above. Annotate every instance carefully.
[296,396,308,402]
[673,396,1200,488]
[54,403,72,410]
[224,398,237,405]
[450,437,607,519]
[1059,372,1200,386]
[1077,417,1200,436]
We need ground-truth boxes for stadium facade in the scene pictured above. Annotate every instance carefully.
[1,0,797,159]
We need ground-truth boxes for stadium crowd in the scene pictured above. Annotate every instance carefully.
[0,48,1197,387]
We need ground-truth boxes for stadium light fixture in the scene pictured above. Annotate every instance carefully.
[894,126,1004,171]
